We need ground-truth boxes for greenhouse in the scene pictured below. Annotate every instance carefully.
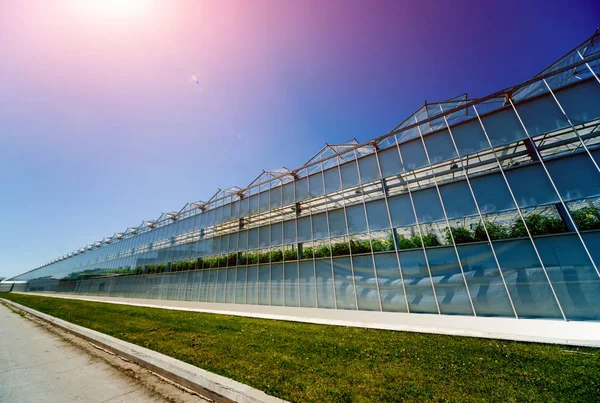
[6,30,600,324]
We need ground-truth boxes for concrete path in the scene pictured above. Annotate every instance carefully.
[0,304,166,403]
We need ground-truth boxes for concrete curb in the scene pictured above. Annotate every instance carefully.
[1,298,288,403]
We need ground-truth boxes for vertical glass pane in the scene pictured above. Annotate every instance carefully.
[238,231,248,252]
[426,247,473,315]
[480,107,527,147]
[258,265,270,305]
[225,268,236,303]
[399,139,428,170]
[283,220,296,244]
[352,255,380,311]
[346,204,367,234]
[217,268,227,303]
[235,266,247,304]
[270,187,282,209]
[271,222,283,246]
[505,164,559,208]
[412,188,444,224]
[516,94,568,136]
[259,226,270,248]
[378,147,404,178]
[424,130,457,164]
[207,269,217,302]
[398,249,438,314]
[536,233,600,321]
[358,154,380,183]
[438,181,478,219]
[284,262,299,307]
[248,228,258,250]
[249,194,259,215]
[451,114,490,156]
[297,216,312,242]
[388,194,416,228]
[271,263,284,306]
[546,153,600,202]
[457,243,515,317]
[282,182,295,206]
[309,172,324,197]
[340,161,359,189]
[323,167,341,194]
[328,209,347,237]
[295,178,309,202]
[246,266,258,305]
[374,252,408,312]
[492,239,563,319]
[315,259,335,309]
[258,190,270,213]
[471,172,516,214]
[333,257,356,310]
[366,199,390,231]
[556,79,600,125]
[312,213,329,240]
[299,260,317,307]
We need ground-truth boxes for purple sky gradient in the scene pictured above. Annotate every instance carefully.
[0,0,599,278]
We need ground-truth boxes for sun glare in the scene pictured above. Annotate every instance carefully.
[69,0,155,21]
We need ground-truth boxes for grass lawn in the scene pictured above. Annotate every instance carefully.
[2,293,599,402]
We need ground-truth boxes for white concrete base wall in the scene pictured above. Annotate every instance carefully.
[17,292,600,347]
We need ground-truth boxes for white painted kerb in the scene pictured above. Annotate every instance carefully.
[1,298,287,403]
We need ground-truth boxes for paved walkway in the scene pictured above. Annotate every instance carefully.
[0,304,166,403]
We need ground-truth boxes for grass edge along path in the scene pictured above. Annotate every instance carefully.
[2,293,599,403]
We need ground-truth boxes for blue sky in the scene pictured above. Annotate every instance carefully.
[0,0,598,278]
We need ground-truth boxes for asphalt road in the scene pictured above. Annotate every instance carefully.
[0,303,166,403]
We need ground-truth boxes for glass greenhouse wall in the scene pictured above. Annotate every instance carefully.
[9,31,600,322]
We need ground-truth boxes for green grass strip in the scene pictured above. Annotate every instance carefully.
[3,293,599,402]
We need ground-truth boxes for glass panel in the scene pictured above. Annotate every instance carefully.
[323,167,341,194]
[258,265,270,305]
[238,231,248,251]
[283,220,296,244]
[246,266,258,305]
[457,243,515,317]
[399,139,428,170]
[471,172,516,214]
[248,228,258,250]
[270,187,282,209]
[297,216,312,242]
[282,182,295,206]
[332,257,356,310]
[235,266,246,304]
[480,107,527,147]
[259,226,270,248]
[388,193,416,228]
[346,204,367,234]
[284,262,299,307]
[352,255,380,311]
[366,199,389,231]
[217,269,227,303]
[412,188,444,224]
[271,222,283,246]
[492,239,563,319]
[315,259,335,309]
[398,249,438,314]
[271,263,284,306]
[546,153,600,202]
[309,172,324,197]
[424,130,457,164]
[536,233,600,321]
[239,198,249,218]
[505,163,559,208]
[451,114,489,156]
[258,190,270,213]
[358,154,380,183]
[249,194,259,215]
[312,213,329,240]
[438,180,478,219]
[374,252,408,312]
[225,268,236,303]
[340,161,359,189]
[516,93,568,136]
[328,209,347,237]
[426,247,473,315]
[556,79,600,125]
[378,147,404,178]
[295,178,309,202]
[299,260,317,307]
